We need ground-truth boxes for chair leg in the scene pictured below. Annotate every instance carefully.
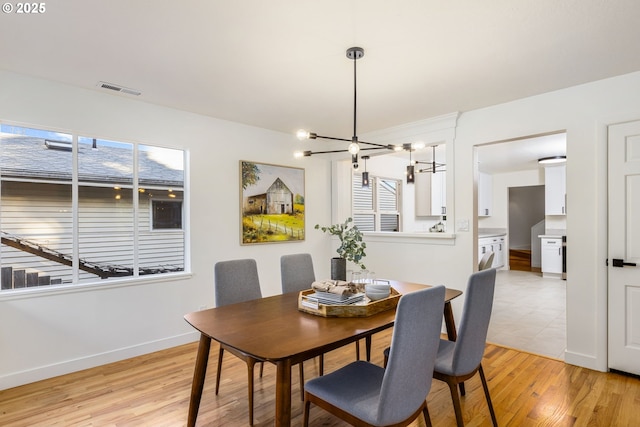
[303,396,311,427]
[247,358,256,425]
[365,335,372,361]
[479,364,498,426]
[423,403,433,427]
[299,362,305,401]
[459,382,466,396]
[383,353,388,368]
[319,354,324,376]
[447,379,465,427]
[259,361,264,378]
[215,347,225,395]
[355,340,360,360]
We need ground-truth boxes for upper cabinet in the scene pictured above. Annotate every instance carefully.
[544,164,566,215]
[478,172,492,216]
[415,171,446,216]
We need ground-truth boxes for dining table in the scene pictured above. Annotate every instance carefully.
[184,280,462,427]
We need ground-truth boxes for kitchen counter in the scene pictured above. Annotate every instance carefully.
[538,229,566,239]
[478,228,507,238]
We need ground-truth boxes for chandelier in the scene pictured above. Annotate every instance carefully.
[294,47,394,168]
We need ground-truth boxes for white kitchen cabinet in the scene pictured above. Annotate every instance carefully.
[431,171,446,216]
[478,234,506,269]
[478,172,492,216]
[544,165,566,215]
[541,237,563,277]
[415,171,446,216]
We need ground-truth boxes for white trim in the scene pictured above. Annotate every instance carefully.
[0,271,192,302]
[363,231,456,245]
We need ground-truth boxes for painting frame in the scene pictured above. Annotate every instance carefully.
[240,160,305,245]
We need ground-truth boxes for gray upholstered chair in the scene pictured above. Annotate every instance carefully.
[214,258,264,426]
[433,268,498,427]
[281,253,316,294]
[303,286,446,427]
[280,253,323,399]
[478,250,495,271]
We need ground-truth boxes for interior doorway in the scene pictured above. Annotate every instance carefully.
[475,131,567,359]
[508,185,545,272]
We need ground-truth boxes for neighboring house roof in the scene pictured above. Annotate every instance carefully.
[0,134,184,187]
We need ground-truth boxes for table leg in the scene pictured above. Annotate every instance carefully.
[275,359,293,426]
[443,301,465,395]
[443,301,457,341]
[187,334,212,427]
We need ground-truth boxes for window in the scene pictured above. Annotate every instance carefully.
[0,124,187,290]
[152,200,183,229]
[352,173,401,232]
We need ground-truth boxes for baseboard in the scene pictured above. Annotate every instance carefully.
[564,349,607,372]
[0,331,200,391]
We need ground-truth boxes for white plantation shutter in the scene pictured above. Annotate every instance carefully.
[352,173,401,232]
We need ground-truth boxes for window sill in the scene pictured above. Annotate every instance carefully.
[0,271,192,301]
[362,231,456,245]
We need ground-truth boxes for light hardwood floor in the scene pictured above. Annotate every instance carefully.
[1,330,639,426]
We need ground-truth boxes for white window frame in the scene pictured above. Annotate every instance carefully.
[0,121,190,295]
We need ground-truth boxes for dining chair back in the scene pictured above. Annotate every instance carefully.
[215,258,262,306]
[280,253,316,293]
[433,268,498,427]
[478,251,495,271]
[213,258,264,425]
[303,285,445,427]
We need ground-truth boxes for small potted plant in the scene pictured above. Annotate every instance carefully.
[315,217,367,280]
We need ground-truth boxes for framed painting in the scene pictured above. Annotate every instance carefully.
[240,160,305,244]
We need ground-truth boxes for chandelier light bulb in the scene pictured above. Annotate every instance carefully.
[294,151,304,158]
[348,142,360,155]
[296,129,310,140]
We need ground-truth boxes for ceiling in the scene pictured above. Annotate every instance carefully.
[1,1,638,169]
[477,132,566,174]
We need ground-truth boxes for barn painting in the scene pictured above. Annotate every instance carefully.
[240,161,305,244]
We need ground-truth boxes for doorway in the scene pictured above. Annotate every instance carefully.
[476,132,567,359]
[508,185,545,272]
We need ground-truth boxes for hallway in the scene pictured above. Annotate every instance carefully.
[487,269,566,359]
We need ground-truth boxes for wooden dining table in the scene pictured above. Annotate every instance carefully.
[184,280,462,427]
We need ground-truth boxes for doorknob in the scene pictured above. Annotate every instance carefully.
[612,258,637,267]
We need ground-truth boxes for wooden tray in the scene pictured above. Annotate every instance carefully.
[298,287,401,317]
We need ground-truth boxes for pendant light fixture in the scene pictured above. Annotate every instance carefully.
[294,47,394,167]
[361,155,370,187]
[414,145,446,174]
[406,148,415,184]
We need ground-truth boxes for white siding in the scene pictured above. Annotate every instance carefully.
[1,182,184,287]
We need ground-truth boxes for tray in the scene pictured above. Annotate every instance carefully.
[298,287,401,317]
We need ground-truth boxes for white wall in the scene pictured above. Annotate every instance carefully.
[455,71,640,371]
[478,169,543,229]
[0,71,334,389]
[4,68,640,388]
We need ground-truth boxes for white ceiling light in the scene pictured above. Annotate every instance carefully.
[538,156,566,165]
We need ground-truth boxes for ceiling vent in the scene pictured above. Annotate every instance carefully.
[97,81,141,96]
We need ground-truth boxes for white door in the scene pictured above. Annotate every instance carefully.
[608,120,640,375]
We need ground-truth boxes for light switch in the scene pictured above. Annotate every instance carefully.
[457,219,469,232]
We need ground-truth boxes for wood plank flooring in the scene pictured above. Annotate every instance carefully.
[509,249,541,273]
[1,330,639,426]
